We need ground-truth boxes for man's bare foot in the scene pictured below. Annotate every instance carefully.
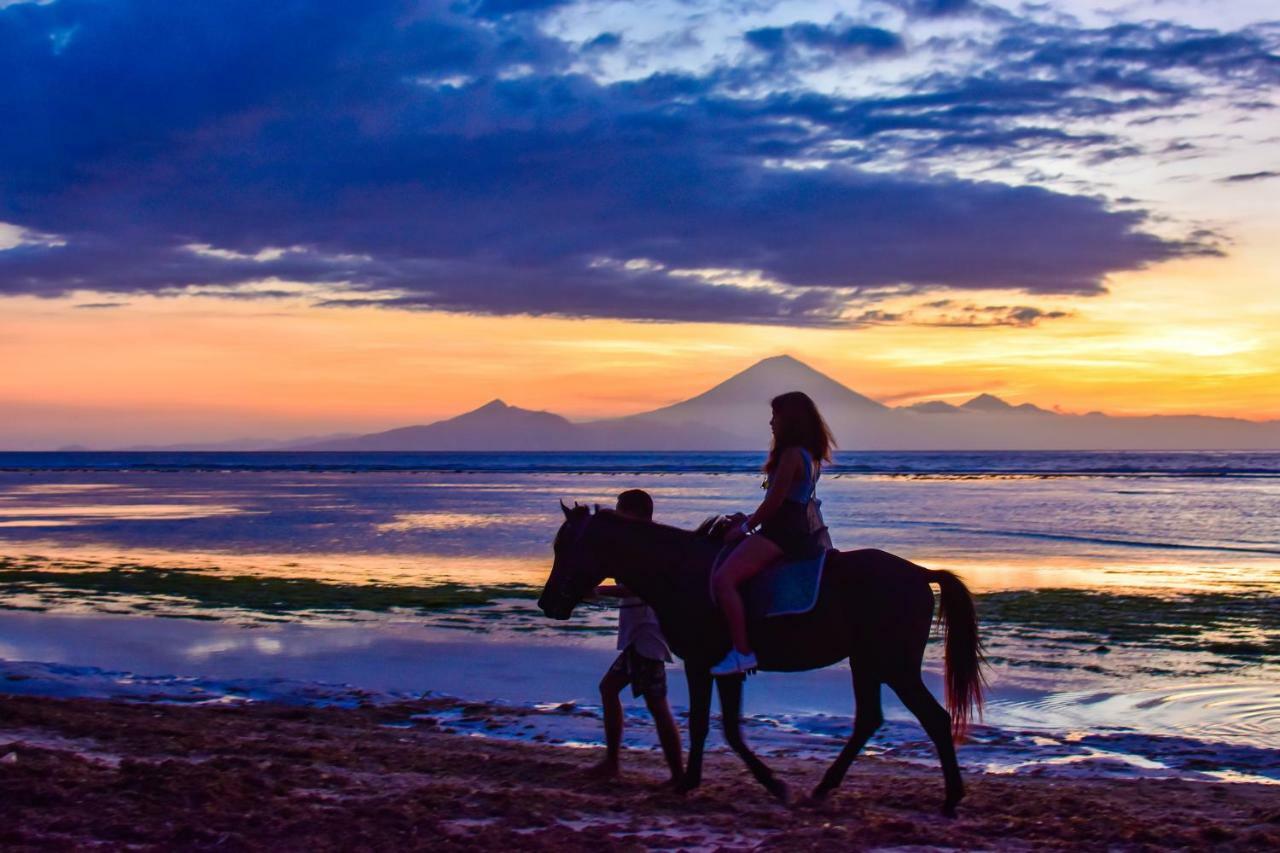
[583,758,620,780]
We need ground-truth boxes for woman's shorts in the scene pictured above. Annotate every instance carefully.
[758,500,817,557]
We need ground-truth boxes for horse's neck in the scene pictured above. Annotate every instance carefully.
[601,520,711,617]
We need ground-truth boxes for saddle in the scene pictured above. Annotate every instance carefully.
[703,515,830,619]
[745,549,828,619]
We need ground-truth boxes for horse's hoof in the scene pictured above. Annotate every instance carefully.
[941,802,959,819]
[795,789,830,810]
[675,778,701,795]
[807,785,831,803]
[767,779,790,805]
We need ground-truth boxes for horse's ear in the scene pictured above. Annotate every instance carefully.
[593,503,600,514]
[560,500,571,519]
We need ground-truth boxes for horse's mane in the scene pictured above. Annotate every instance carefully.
[693,514,733,542]
[594,508,729,543]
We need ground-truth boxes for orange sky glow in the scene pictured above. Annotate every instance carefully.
[5,238,1278,449]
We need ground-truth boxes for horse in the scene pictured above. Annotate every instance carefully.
[538,503,984,815]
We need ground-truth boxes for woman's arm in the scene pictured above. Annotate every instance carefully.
[745,447,804,530]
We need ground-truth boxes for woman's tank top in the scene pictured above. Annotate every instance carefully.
[760,447,822,557]
[785,448,819,504]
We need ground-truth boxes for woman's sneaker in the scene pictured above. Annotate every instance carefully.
[710,649,758,676]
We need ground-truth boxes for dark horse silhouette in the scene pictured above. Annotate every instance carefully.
[538,504,984,815]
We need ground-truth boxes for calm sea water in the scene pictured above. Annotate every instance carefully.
[5,449,1280,476]
[0,451,1276,781]
[1,451,1277,576]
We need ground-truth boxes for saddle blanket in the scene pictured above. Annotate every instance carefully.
[712,549,829,619]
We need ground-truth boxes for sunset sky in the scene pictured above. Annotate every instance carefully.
[2,0,1278,448]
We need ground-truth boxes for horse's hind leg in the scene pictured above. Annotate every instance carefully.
[676,667,712,793]
[888,674,964,817]
[811,668,882,801]
[716,675,788,803]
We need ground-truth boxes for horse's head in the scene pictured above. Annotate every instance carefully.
[538,501,608,620]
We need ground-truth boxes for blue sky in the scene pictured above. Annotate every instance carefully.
[2,0,1276,325]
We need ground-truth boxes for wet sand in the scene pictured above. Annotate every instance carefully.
[1,695,1276,851]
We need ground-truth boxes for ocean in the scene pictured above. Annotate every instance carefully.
[0,451,1276,783]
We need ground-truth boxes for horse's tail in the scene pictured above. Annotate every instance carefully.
[929,569,985,740]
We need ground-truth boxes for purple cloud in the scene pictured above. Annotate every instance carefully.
[0,0,1264,326]
[745,22,905,61]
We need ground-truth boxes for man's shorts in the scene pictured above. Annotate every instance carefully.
[606,645,668,700]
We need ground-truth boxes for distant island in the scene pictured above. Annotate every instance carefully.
[284,355,1280,452]
[56,356,1277,452]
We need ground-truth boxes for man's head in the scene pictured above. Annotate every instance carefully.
[615,489,653,521]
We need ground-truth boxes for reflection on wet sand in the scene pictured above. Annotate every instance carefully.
[0,541,552,587]
[5,483,126,495]
[0,504,255,523]
[5,536,1275,597]
[376,511,547,533]
[0,520,80,528]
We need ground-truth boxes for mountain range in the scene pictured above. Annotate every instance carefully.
[294,355,1280,451]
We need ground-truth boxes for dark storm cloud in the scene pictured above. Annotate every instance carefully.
[0,0,1269,325]
[473,0,576,19]
[726,16,1280,166]
[583,32,622,51]
[744,22,905,61]
[315,272,854,327]
[853,302,1072,328]
[886,0,980,18]
[1220,170,1280,183]
[992,20,1280,88]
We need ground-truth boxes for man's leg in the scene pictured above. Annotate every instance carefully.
[634,653,682,785]
[587,656,631,778]
[644,692,684,785]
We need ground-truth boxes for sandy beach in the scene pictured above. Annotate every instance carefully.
[2,693,1277,851]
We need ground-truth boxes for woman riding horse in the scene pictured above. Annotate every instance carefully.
[711,391,835,676]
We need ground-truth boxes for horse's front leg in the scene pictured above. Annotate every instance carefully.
[677,667,712,793]
[717,675,788,803]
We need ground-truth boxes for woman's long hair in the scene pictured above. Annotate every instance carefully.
[764,391,836,477]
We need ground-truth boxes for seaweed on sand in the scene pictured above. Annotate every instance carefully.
[975,588,1279,661]
[0,557,537,616]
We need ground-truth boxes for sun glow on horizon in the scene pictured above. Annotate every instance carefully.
[4,233,1279,449]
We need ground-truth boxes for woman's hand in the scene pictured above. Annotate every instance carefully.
[724,514,751,545]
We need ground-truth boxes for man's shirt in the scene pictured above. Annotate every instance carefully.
[617,596,672,662]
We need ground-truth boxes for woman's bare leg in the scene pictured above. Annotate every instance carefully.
[713,536,782,654]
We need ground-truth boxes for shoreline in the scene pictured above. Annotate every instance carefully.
[1,602,1277,786]
[2,646,1277,788]
[2,694,1277,850]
